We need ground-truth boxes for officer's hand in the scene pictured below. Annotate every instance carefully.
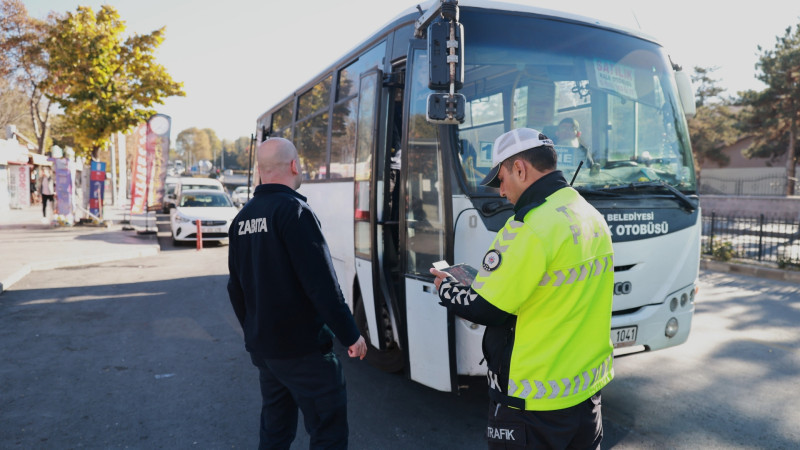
[348,336,367,360]
[429,268,449,291]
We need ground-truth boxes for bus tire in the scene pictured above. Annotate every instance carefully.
[354,294,404,373]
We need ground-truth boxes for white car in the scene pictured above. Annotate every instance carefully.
[170,189,238,244]
[231,185,254,207]
[173,177,225,204]
[162,176,179,213]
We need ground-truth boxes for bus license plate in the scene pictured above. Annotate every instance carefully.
[611,326,637,348]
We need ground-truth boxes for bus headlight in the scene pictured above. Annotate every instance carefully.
[665,318,679,338]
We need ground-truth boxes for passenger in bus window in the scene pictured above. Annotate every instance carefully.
[555,117,595,169]
[227,137,367,449]
[430,128,615,449]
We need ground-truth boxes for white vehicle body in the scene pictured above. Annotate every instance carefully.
[254,0,700,393]
[170,189,237,243]
[173,177,224,203]
[162,176,180,213]
[231,185,254,208]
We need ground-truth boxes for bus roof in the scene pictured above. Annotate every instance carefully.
[409,0,659,45]
[256,0,661,127]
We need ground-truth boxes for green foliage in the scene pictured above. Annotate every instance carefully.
[737,24,800,179]
[688,67,738,169]
[176,127,212,161]
[43,5,184,158]
[777,256,800,270]
[222,136,254,170]
[0,0,53,153]
[710,241,736,261]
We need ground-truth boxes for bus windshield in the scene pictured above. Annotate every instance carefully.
[454,10,696,195]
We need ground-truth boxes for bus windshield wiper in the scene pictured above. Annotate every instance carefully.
[601,181,697,212]
[574,186,622,197]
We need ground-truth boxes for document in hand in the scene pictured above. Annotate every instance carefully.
[432,260,479,286]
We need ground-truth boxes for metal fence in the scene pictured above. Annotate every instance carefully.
[702,212,800,265]
[699,174,800,196]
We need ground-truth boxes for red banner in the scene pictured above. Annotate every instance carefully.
[145,114,171,211]
[129,123,148,215]
[129,114,171,215]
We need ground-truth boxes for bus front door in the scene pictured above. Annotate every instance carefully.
[353,69,404,373]
[399,43,456,392]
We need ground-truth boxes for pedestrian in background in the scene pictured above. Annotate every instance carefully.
[227,137,367,449]
[430,128,615,449]
[39,167,55,222]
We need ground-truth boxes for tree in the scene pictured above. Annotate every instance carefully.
[233,136,254,169]
[0,77,33,139]
[687,66,739,169]
[176,127,211,164]
[43,5,184,159]
[202,128,222,167]
[0,0,54,154]
[738,24,800,195]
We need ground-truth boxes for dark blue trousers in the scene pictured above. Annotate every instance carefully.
[250,350,349,450]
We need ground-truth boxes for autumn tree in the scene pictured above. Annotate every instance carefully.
[203,128,222,167]
[176,127,212,165]
[738,24,800,195]
[43,5,184,159]
[687,66,738,169]
[0,0,53,153]
[233,136,254,169]
[220,136,253,170]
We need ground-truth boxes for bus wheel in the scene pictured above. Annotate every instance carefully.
[354,294,404,373]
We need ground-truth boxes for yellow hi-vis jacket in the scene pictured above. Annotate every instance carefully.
[471,172,615,411]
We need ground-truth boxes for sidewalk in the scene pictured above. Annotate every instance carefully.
[0,204,161,295]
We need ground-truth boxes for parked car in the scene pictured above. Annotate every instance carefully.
[173,177,225,205]
[231,185,254,207]
[162,176,179,213]
[170,189,238,245]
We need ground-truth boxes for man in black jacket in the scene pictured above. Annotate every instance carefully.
[227,137,367,449]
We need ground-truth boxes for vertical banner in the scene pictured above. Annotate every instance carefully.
[146,114,171,211]
[7,165,31,209]
[129,123,148,215]
[54,158,72,217]
[90,161,106,218]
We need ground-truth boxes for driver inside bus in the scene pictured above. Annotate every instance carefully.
[555,117,596,172]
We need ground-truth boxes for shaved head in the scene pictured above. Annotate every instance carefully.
[256,138,302,189]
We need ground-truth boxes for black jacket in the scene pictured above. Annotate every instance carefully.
[227,183,360,359]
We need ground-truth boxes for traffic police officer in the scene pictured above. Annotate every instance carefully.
[430,128,615,449]
[228,137,367,449]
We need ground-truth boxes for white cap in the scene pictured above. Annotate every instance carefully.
[480,128,554,187]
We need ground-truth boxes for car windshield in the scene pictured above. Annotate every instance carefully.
[183,183,221,191]
[452,10,695,195]
[180,192,232,207]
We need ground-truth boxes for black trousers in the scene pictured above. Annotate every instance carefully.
[250,350,348,450]
[42,194,54,217]
[487,392,603,449]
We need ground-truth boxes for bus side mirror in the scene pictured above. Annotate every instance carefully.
[428,17,464,90]
[427,93,466,124]
[674,69,696,119]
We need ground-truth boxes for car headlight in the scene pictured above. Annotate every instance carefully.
[175,213,193,224]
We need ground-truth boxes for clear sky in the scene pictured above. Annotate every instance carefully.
[20,0,800,144]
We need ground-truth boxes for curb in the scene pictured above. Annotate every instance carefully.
[0,245,160,295]
[701,259,800,284]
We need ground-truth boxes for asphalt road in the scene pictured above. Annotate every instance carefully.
[1,220,798,449]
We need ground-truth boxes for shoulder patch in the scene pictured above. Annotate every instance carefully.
[482,249,502,271]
